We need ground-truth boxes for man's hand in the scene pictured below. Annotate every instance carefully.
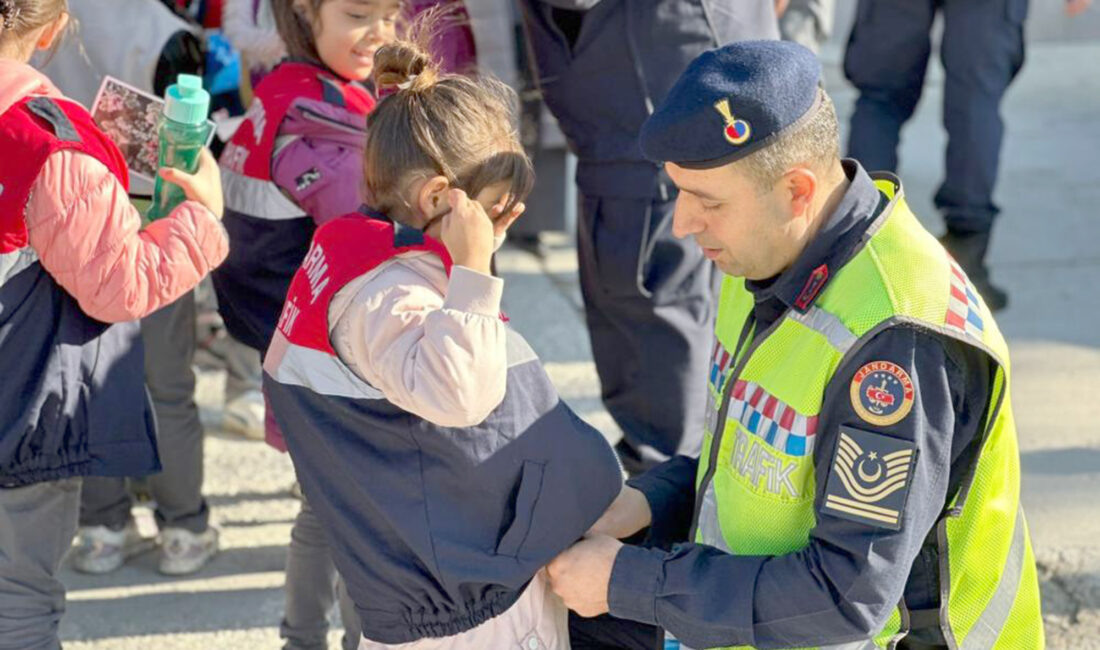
[588,486,653,539]
[547,534,623,618]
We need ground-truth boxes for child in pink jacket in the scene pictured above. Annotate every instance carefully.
[0,2,227,647]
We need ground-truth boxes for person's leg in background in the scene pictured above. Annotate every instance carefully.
[71,476,154,574]
[936,0,1027,310]
[844,0,937,173]
[0,478,82,650]
[778,0,833,54]
[281,495,360,650]
[194,276,266,439]
[141,293,219,575]
[576,192,716,475]
[219,336,266,440]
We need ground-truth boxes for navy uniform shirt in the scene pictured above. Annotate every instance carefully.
[609,161,992,649]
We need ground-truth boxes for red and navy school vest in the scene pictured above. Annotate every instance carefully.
[263,213,623,644]
[0,95,158,487]
[212,62,375,353]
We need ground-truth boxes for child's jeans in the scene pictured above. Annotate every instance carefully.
[282,494,360,650]
[357,571,569,650]
[0,478,82,650]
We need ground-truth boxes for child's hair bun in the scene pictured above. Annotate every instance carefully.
[373,40,440,94]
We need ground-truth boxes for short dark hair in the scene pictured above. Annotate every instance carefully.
[735,90,841,191]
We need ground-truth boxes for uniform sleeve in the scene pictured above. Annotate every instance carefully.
[25,150,229,323]
[329,259,508,428]
[270,98,368,226]
[628,455,699,548]
[608,327,990,650]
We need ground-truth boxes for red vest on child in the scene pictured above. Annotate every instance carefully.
[275,212,452,356]
[262,212,623,644]
[213,61,376,353]
[0,96,128,252]
[222,61,375,182]
[0,96,156,487]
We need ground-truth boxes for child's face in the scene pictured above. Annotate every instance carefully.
[312,0,400,81]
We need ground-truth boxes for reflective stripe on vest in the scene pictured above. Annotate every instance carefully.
[222,166,306,222]
[958,508,1029,650]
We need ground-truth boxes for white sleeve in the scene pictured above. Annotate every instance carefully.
[330,260,508,427]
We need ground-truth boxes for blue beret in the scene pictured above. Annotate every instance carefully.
[640,40,823,169]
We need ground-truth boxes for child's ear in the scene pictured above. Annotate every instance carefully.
[416,175,451,223]
[36,13,70,52]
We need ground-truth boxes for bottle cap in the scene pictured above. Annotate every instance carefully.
[163,74,210,126]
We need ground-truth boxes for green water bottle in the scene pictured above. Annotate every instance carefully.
[147,74,212,220]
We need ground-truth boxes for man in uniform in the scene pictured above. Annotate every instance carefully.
[547,41,1043,650]
[517,0,778,476]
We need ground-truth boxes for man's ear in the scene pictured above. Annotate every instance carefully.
[36,12,70,52]
[784,167,818,220]
[416,175,451,223]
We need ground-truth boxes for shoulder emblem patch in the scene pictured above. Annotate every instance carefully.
[822,426,917,530]
[850,360,914,427]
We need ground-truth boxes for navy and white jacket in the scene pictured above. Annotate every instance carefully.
[0,95,158,488]
[263,213,623,643]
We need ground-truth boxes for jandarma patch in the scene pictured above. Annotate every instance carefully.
[821,426,917,530]
[850,361,914,426]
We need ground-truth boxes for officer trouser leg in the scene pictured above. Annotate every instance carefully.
[843,0,937,172]
[0,478,81,650]
[936,0,1026,234]
[142,293,210,534]
[567,611,663,650]
[576,194,716,462]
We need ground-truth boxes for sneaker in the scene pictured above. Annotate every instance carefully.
[222,389,265,440]
[71,522,155,574]
[158,527,219,575]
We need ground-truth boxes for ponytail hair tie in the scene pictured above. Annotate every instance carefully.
[396,74,419,91]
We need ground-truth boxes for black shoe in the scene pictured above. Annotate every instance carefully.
[938,230,1008,312]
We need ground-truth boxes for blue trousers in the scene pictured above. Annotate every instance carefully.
[577,193,717,462]
[844,0,1027,234]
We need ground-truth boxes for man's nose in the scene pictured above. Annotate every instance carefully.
[671,199,701,240]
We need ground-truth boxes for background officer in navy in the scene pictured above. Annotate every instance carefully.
[546,41,1042,650]
[517,0,779,477]
[842,0,1029,310]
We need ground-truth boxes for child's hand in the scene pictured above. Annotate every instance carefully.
[440,189,494,275]
[490,198,526,239]
[159,149,224,219]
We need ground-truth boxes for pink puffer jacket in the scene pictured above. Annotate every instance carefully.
[1,61,228,323]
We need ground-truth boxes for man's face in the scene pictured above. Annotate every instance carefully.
[666,162,798,280]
